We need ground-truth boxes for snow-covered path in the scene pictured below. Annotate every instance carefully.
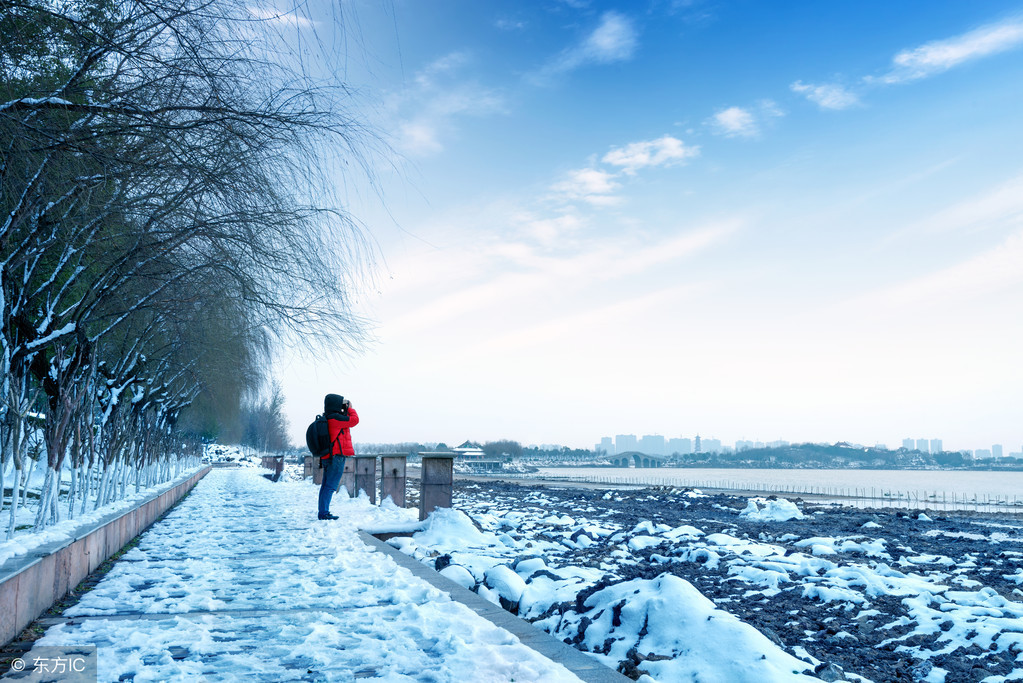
[29,468,584,682]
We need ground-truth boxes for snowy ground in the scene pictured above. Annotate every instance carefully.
[25,468,582,682]
[0,466,203,567]
[15,466,1023,682]
[1,443,251,545]
[390,481,1023,683]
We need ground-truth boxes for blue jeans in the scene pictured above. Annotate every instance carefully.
[318,456,345,516]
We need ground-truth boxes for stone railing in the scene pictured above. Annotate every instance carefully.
[303,454,453,520]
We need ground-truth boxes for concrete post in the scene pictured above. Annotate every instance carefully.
[312,457,324,486]
[341,456,356,496]
[419,455,454,521]
[354,456,377,504]
[303,456,313,479]
[380,455,407,507]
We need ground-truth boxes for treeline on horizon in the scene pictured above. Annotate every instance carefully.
[1,0,371,534]
[349,440,1023,470]
[354,440,593,460]
[655,443,1023,470]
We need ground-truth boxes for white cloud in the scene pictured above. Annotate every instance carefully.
[790,81,860,110]
[553,133,698,203]
[708,101,785,137]
[495,18,526,31]
[602,135,698,175]
[388,53,505,156]
[246,6,315,29]
[397,121,443,156]
[518,213,585,247]
[535,12,638,81]
[414,52,472,89]
[464,281,705,356]
[880,18,1023,84]
[758,99,785,119]
[791,18,1023,112]
[857,229,1023,311]
[382,219,737,338]
[918,175,1023,235]
[580,12,638,63]
[551,168,622,205]
[710,106,758,137]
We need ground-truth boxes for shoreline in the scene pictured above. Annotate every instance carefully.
[397,476,1023,682]
[449,470,1023,516]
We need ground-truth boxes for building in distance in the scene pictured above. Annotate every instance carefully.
[639,434,666,456]
[615,434,638,453]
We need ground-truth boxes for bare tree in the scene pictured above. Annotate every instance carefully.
[1,0,379,529]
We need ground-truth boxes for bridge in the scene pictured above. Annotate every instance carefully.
[607,451,671,468]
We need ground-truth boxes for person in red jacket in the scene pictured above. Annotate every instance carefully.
[318,393,359,520]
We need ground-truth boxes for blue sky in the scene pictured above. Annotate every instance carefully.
[278,1,1023,453]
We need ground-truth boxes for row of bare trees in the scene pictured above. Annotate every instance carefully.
[1,0,373,534]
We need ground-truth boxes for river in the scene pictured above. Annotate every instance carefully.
[523,466,1023,512]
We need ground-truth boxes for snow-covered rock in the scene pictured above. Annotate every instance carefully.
[740,497,805,521]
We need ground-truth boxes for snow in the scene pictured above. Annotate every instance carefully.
[739,497,805,521]
[20,468,1023,682]
[389,504,822,681]
[484,564,527,605]
[0,465,203,566]
[25,321,77,350]
[386,483,1023,682]
[0,96,73,110]
[440,563,476,589]
[32,468,582,682]
[563,573,820,683]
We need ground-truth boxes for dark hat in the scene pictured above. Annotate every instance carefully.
[324,394,345,413]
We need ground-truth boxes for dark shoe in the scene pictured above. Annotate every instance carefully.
[318,513,338,520]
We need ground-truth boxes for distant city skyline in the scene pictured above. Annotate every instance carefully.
[597,433,1022,458]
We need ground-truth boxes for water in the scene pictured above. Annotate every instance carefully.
[527,467,1023,513]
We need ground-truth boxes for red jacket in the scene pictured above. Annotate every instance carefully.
[327,408,359,456]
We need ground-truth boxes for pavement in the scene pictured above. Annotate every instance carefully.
[2,468,624,682]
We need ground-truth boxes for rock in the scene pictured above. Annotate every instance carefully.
[484,564,526,608]
[760,627,785,648]
[910,661,932,679]
[439,564,476,590]
[814,663,846,681]
[856,618,875,635]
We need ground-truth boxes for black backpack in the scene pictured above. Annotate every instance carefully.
[305,413,348,464]
[305,415,331,461]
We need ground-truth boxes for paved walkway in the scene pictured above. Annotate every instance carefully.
[19,468,586,682]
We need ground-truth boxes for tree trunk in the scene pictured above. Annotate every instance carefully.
[21,455,35,509]
[6,465,21,540]
[33,466,54,529]
[67,463,77,520]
